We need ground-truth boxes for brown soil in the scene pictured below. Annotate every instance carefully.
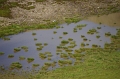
[0,0,120,26]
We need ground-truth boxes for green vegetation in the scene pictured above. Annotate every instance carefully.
[61,40,69,44]
[34,38,37,41]
[59,36,62,39]
[0,22,58,38]
[63,32,68,35]
[81,35,85,38]
[97,26,101,29]
[3,37,10,40]
[35,43,42,46]
[105,32,111,36]
[39,53,47,59]
[65,15,82,24]
[32,33,36,35]
[8,54,14,58]
[14,48,21,52]
[21,46,28,52]
[83,38,87,41]
[87,28,97,34]
[68,38,73,41]
[33,64,39,67]
[0,52,4,56]
[81,42,85,47]
[92,44,98,48]
[96,35,100,38]
[53,31,57,34]
[44,43,48,46]
[10,62,22,69]
[19,56,25,60]
[27,58,34,63]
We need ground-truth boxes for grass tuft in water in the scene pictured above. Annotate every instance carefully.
[27,58,34,63]
[8,54,14,58]
[0,52,4,56]
[10,62,22,69]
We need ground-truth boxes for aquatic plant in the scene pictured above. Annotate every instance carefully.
[3,37,10,40]
[73,28,77,32]
[60,53,68,58]
[92,44,98,48]
[83,38,87,41]
[27,58,34,62]
[76,24,87,28]
[47,54,53,57]
[8,54,14,58]
[39,53,47,59]
[21,46,28,52]
[36,43,42,46]
[10,62,22,69]
[81,35,85,38]
[44,62,52,66]
[34,38,37,41]
[105,32,111,36]
[61,40,69,44]
[96,35,100,38]
[65,49,73,52]
[47,57,51,60]
[86,43,89,46]
[59,36,62,39]
[36,47,42,51]
[0,52,4,56]
[63,32,68,35]
[45,52,51,54]
[32,32,36,35]
[87,28,97,34]
[81,42,85,47]
[97,26,101,29]
[56,49,62,52]
[14,48,21,52]
[44,43,48,46]
[53,31,57,34]
[19,56,25,60]
[68,38,73,41]
[32,64,39,67]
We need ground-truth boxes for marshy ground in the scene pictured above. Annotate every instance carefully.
[0,0,120,79]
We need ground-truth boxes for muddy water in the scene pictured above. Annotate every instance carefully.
[87,12,120,27]
[0,20,118,72]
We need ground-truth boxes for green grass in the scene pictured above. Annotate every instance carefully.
[19,56,25,60]
[33,64,40,67]
[0,9,11,17]
[0,21,58,38]
[10,62,22,69]
[8,54,14,58]
[65,15,82,24]
[0,52,4,56]
[34,48,120,79]
[27,57,34,63]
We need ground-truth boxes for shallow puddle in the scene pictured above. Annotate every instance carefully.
[87,12,120,27]
[0,20,118,72]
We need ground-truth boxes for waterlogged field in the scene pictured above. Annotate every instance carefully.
[0,20,120,79]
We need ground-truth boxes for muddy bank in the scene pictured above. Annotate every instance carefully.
[0,0,120,26]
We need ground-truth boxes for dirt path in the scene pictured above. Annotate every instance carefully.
[0,0,120,26]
